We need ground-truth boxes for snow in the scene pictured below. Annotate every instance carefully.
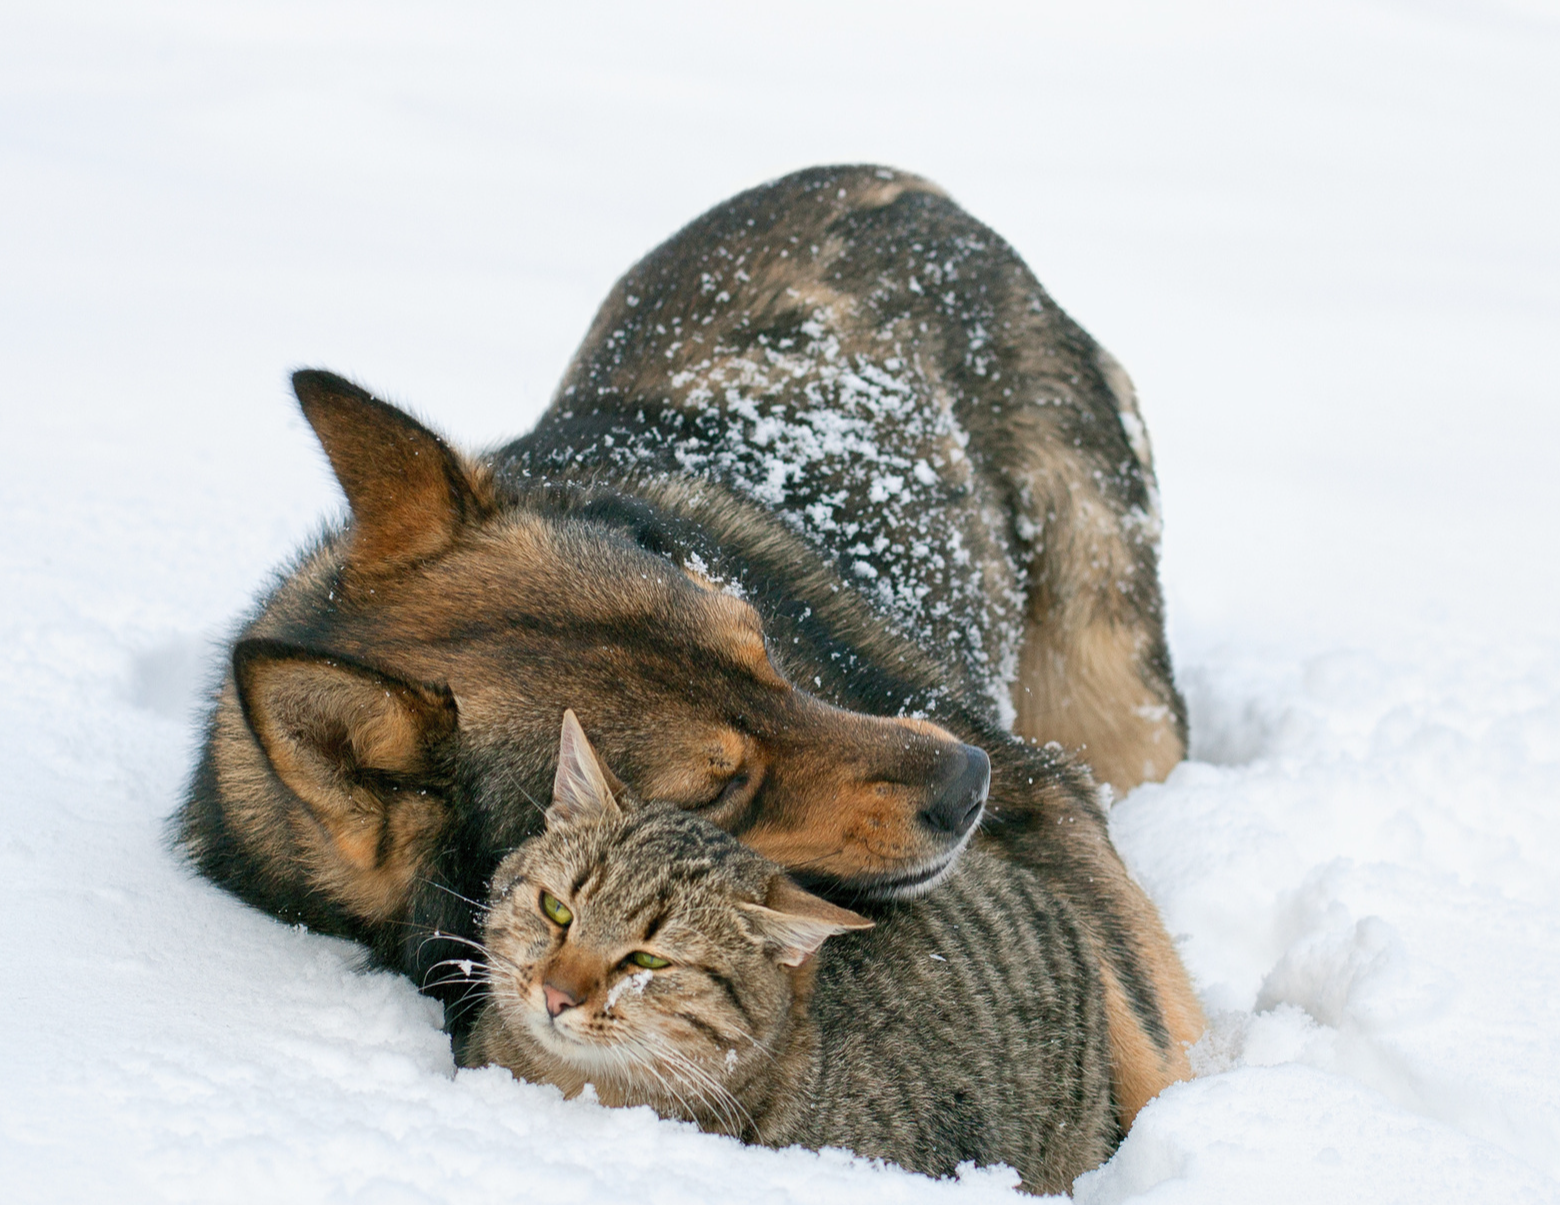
[605,970,655,1014]
[540,289,1026,723]
[2,1,1557,1201]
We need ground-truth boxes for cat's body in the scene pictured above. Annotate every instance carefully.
[761,852,1114,1188]
[465,714,1114,1194]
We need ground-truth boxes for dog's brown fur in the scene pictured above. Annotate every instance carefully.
[177,165,1200,1128]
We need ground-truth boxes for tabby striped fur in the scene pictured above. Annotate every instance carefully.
[466,716,1114,1194]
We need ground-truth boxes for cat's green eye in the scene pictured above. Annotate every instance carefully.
[540,891,573,926]
[628,951,670,970]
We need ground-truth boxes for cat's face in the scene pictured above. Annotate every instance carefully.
[484,809,784,1080]
[478,711,870,1118]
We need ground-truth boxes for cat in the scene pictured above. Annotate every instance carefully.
[463,712,1116,1194]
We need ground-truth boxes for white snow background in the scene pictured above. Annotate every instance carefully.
[2,2,1557,1201]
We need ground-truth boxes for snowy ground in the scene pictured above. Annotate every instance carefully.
[3,2,1557,1201]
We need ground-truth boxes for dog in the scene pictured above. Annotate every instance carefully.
[177,164,1201,1127]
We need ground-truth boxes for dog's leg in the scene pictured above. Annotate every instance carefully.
[1012,563,1184,794]
[999,347,1185,793]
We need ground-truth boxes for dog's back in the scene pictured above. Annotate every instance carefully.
[504,164,1182,787]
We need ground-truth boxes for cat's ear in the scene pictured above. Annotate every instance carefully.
[739,876,873,968]
[549,709,623,826]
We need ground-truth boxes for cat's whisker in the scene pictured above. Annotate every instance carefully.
[420,980,487,999]
[416,876,492,914]
[777,846,847,872]
[700,1018,776,1064]
[441,990,496,1028]
[610,1043,658,1101]
[421,969,492,992]
[421,980,486,998]
[422,955,493,978]
[634,1033,751,1134]
[416,931,492,960]
[649,1063,722,1130]
[679,1062,748,1135]
[481,949,529,980]
[421,971,492,993]
[491,760,549,821]
[618,1039,703,1123]
[513,782,549,819]
[615,1035,687,1102]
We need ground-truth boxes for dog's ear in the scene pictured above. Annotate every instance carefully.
[549,709,624,827]
[233,638,455,914]
[292,369,494,574]
[739,876,874,968]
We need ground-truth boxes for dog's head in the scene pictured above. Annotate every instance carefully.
[222,371,988,927]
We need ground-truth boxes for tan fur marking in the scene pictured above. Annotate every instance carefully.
[704,593,788,688]
[1089,888,1203,1128]
[293,371,494,577]
[236,649,454,923]
[741,781,936,882]
[890,716,960,743]
[1101,965,1167,1128]
[996,387,1181,794]
[298,787,446,922]
[635,727,749,804]
[1014,618,1184,792]
[1100,958,1200,1129]
[848,171,947,208]
[681,564,721,592]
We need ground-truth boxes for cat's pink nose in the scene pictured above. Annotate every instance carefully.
[543,982,581,1018]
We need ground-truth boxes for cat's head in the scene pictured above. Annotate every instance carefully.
[479,710,872,1117]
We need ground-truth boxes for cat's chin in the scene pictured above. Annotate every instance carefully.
[527,1020,692,1102]
[529,1016,623,1067]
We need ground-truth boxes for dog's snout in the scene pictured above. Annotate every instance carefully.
[917,742,990,836]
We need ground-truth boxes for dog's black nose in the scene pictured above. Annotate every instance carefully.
[918,743,990,836]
